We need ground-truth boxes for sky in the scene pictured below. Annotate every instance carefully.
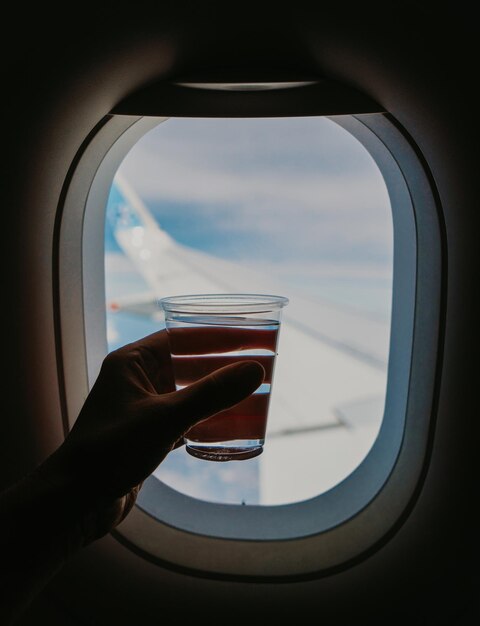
[104,116,393,503]
[104,120,394,358]
[115,117,393,288]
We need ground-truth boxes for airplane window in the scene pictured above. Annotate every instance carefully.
[104,117,393,506]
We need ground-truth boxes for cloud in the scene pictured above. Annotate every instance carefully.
[117,116,392,267]
[123,149,386,213]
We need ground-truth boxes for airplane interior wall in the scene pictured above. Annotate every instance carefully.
[2,5,477,624]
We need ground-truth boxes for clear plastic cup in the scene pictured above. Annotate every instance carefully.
[159,294,288,461]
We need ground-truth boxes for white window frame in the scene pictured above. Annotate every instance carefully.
[57,112,442,579]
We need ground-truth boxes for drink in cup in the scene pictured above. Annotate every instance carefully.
[159,294,288,461]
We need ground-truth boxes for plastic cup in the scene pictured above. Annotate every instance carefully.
[159,294,288,461]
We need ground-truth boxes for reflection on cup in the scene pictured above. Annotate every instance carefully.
[159,294,288,461]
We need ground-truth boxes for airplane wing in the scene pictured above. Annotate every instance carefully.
[106,174,390,502]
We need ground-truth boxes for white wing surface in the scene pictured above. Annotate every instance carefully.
[107,174,390,503]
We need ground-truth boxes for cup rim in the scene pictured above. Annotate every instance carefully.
[159,293,289,314]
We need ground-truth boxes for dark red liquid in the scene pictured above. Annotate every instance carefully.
[187,394,271,442]
[168,325,279,355]
[167,322,279,443]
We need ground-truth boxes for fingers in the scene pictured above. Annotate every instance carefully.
[113,330,175,394]
[164,360,265,437]
[173,438,186,450]
[129,329,170,355]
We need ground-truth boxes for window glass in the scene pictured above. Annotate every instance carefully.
[105,117,392,505]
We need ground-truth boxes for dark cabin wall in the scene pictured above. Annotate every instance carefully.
[2,5,477,623]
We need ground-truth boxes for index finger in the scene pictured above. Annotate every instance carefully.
[129,329,170,356]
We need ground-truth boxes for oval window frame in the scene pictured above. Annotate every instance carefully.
[56,111,442,579]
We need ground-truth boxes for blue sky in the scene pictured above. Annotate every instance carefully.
[105,117,393,502]
[112,116,393,316]
[117,117,392,266]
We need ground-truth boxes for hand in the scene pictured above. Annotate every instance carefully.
[38,330,264,543]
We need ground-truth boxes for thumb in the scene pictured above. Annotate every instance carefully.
[164,360,265,437]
